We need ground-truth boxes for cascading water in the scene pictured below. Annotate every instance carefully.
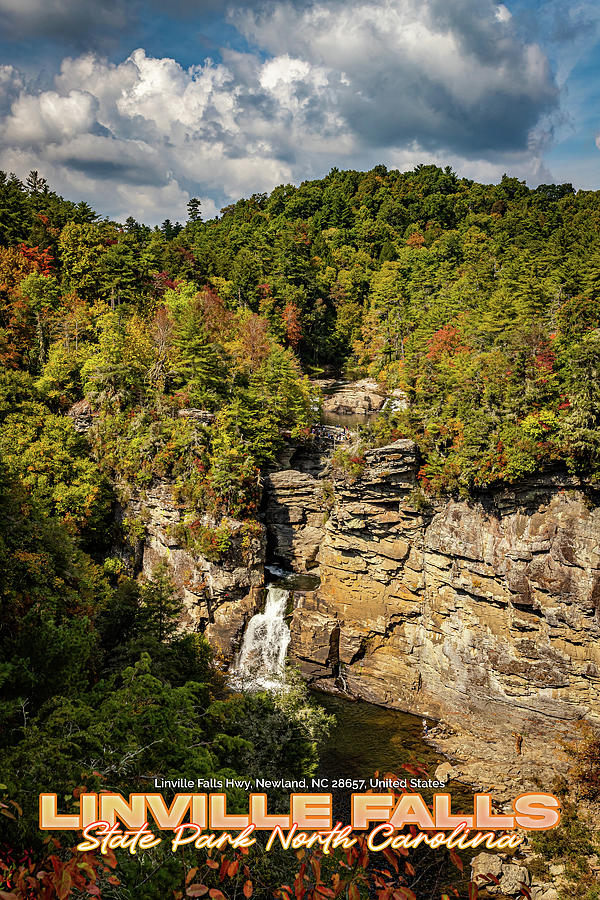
[229,585,291,692]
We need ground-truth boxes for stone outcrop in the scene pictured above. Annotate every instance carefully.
[470,853,531,896]
[319,378,389,416]
[177,408,216,424]
[121,481,264,641]
[68,399,97,433]
[263,469,325,572]
[283,439,600,781]
[122,433,600,788]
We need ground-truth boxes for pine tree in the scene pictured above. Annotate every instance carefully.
[140,562,183,643]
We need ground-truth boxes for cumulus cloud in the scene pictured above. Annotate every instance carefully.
[236,0,558,154]
[0,0,563,222]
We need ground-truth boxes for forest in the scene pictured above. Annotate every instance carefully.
[1,163,600,898]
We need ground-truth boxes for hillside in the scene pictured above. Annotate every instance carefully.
[1,164,600,897]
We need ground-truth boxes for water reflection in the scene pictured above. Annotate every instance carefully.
[313,691,474,813]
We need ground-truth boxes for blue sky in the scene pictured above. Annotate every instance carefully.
[0,0,598,223]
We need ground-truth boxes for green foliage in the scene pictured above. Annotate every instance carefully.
[5,163,600,494]
[559,331,600,478]
[530,802,595,861]
[530,802,600,900]
[0,399,112,542]
[139,561,184,642]
[331,443,367,483]
[175,518,234,562]
[0,458,108,736]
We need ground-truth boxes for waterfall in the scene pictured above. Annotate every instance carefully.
[229,585,291,692]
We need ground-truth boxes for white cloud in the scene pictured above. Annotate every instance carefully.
[3,90,97,144]
[0,64,22,116]
[235,0,557,154]
[0,0,564,223]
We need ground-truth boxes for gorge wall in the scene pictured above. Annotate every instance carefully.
[122,481,265,655]
[280,440,600,744]
[124,434,600,778]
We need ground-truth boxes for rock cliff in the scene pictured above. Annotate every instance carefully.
[283,439,600,786]
[122,436,600,788]
[121,481,265,656]
[263,468,325,572]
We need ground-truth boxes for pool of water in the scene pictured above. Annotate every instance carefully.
[312,691,475,817]
[266,565,321,592]
[311,692,481,898]
[315,692,440,778]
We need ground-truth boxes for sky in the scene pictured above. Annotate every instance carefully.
[0,0,598,224]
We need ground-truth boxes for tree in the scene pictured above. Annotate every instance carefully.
[25,170,48,194]
[139,562,183,643]
[281,301,302,349]
[81,310,156,406]
[18,272,61,369]
[208,409,260,515]
[58,222,107,300]
[187,197,202,223]
[167,286,231,408]
[0,457,106,734]
[560,330,600,478]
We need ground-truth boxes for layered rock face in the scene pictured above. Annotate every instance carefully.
[122,481,265,655]
[318,378,407,418]
[287,440,600,740]
[263,469,325,572]
[320,378,388,417]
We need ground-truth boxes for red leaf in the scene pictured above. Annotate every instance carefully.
[392,890,416,900]
[186,868,198,885]
[187,886,209,898]
[243,880,253,898]
[310,859,322,883]
[209,890,227,900]
[449,851,463,873]
[104,850,118,869]
[382,849,399,873]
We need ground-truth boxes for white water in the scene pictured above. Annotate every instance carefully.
[229,585,291,692]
